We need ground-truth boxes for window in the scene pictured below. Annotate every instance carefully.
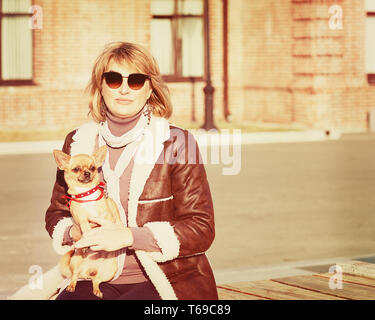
[366,0,375,84]
[151,0,204,81]
[0,0,33,85]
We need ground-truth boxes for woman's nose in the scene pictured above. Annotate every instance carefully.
[119,79,130,94]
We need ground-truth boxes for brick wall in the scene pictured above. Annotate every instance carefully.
[0,0,151,131]
[228,0,374,131]
[1,0,374,133]
[235,0,294,124]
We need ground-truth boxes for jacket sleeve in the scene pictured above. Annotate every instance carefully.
[45,131,76,255]
[144,129,215,262]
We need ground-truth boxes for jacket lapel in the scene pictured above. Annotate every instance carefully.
[70,121,99,156]
[127,116,178,300]
[127,115,170,227]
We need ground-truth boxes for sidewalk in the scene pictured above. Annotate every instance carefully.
[0,129,342,155]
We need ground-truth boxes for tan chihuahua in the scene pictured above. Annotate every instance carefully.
[53,145,121,298]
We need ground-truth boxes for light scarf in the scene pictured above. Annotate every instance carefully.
[98,107,149,226]
[97,107,150,280]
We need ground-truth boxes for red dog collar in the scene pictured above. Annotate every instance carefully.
[62,182,106,208]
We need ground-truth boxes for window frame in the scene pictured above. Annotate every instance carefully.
[367,11,375,85]
[0,0,34,86]
[151,0,205,82]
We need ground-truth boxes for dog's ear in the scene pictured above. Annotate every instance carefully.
[53,150,71,170]
[93,145,107,167]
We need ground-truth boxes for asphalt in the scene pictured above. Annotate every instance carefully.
[2,129,375,299]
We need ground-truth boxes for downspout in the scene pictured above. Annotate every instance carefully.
[223,0,230,121]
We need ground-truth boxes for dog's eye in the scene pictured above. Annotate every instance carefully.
[72,167,80,173]
[90,166,96,172]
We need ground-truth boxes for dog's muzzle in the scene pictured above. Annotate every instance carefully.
[78,171,92,183]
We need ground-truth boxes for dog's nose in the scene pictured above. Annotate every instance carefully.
[84,171,91,178]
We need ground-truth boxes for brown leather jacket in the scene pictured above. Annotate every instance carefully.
[45,118,218,300]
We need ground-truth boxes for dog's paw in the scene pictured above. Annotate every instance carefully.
[93,289,103,299]
[66,283,76,293]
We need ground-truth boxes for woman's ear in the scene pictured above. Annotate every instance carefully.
[147,88,153,101]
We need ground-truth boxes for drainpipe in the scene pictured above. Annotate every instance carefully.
[223,0,230,121]
[201,0,217,131]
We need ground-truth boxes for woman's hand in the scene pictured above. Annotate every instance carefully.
[74,217,134,252]
[70,222,101,242]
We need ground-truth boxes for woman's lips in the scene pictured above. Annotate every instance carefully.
[115,98,133,105]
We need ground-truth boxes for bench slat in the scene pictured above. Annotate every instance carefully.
[219,279,345,300]
[317,272,375,287]
[217,287,266,300]
[274,275,375,300]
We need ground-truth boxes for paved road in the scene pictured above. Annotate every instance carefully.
[2,133,375,298]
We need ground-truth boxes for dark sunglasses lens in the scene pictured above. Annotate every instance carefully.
[128,74,147,90]
[104,72,122,89]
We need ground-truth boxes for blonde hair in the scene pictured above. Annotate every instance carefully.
[85,41,173,122]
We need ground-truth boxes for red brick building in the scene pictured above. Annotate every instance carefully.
[0,0,374,132]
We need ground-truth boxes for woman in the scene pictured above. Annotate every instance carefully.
[45,42,218,300]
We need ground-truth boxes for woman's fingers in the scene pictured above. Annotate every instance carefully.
[89,221,100,228]
[74,220,111,249]
[74,234,101,248]
[88,216,111,227]
[74,238,90,248]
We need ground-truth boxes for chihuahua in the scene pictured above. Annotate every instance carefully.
[53,145,121,298]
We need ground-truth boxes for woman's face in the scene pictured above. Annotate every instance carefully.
[101,60,152,118]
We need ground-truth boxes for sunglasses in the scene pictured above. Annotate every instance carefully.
[103,71,150,90]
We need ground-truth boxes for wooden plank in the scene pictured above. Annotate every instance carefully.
[317,272,375,287]
[274,275,375,300]
[336,261,375,279]
[219,280,345,300]
[217,287,266,300]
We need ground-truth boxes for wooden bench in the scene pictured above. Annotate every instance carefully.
[217,261,375,300]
